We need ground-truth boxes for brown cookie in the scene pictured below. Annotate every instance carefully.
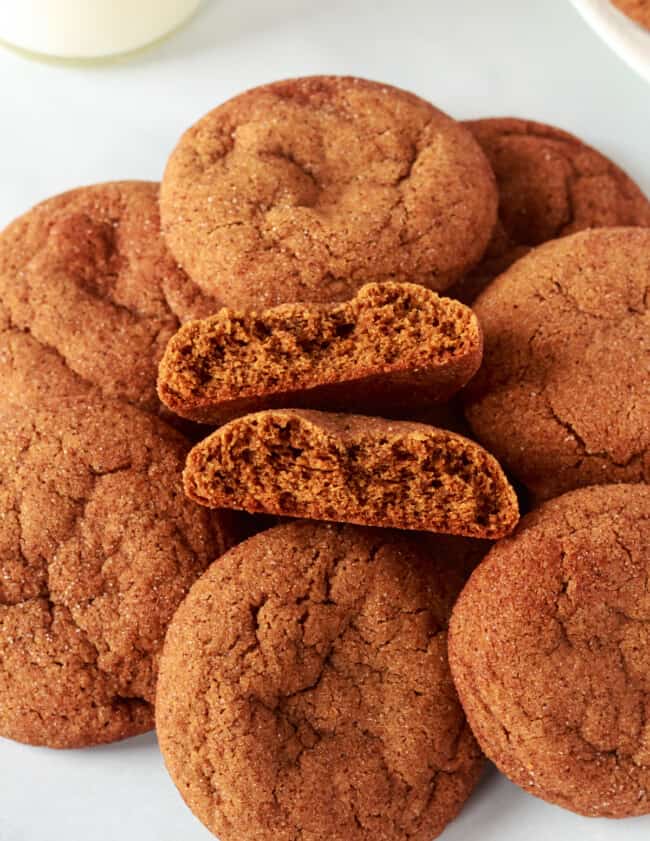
[160,76,498,309]
[612,0,650,28]
[449,484,650,818]
[464,227,650,502]
[157,521,484,841]
[0,384,234,749]
[158,282,483,424]
[0,181,220,417]
[184,409,519,539]
[450,118,650,302]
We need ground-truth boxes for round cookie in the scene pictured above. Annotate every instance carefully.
[464,227,650,501]
[0,181,220,417]
[160,75,498,308]
[157,521,484,841]
[451,117,650,302]
[0,385,233,748]
[449,484,650,818]
[612,0,650,29]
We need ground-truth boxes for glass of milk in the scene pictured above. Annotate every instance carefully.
[0,0,202,59]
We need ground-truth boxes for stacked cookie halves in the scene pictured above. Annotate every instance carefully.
[0,75,649,840]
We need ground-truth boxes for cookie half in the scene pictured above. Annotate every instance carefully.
[451,117,650,302]
[449,484,650,818]
[184,409,519,538]
[0,393,233,748]
[464,226,650,501]
[0,181,219,417]
[160,75,498,308]
[157,282,483,424]
[157,521,484,841]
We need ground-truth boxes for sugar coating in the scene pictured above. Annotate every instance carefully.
[451,118,650,303]
[464,226,650,501]
[0,181,220,418]
[157,521,485,841]
[160,76,498,309]
[449,484,650,818]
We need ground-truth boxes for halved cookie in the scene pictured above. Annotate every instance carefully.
[158,282,483,424]
[184,409,519,539]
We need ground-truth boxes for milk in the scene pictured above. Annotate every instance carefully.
[0,0,201,58]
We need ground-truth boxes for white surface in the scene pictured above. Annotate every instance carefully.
[0,1,649,839]
[0,0,202,59]
[571,0,650,84]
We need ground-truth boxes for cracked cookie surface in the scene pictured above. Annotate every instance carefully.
[451,118,650,303]
[0,390,232,748]
[157,521,484,841]
[160,75,498,308]
[464,227,650,501]
[0,180,220,418]
[449,484,650,818]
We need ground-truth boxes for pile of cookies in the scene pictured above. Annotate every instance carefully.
[0,76,648,839]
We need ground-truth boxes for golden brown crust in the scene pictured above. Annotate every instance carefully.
[158,282,483,424]
[157,521,485,841]
[0,181,220,417]
[184,409,519,539]
[449,484,650,818]
[451,118,650,303]
[464,227,650,501]
[160,76,498,308]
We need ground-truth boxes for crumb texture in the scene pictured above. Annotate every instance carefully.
[449,484,650,818]
[0,181,220,416]
[464,227,650,501]
[158,282,482,423]
[184,409,519,539]
[160,76,498,308]
[452,118,650,302]
[157,521,484,841]
[0,394,230,748]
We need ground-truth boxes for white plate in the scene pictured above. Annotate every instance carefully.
[570,0,650,83]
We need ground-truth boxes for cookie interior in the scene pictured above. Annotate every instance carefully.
[158,282,481,422]
[184,410,519,539]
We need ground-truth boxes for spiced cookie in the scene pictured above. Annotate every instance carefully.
[157,521,484,841]
[451,118,650,302]
[0,390,233,748]
[158,282,483,424]
[464,227,650,501]
[612,0,650,29]
[160,76,498,308]
[184,409,519,538]
[0,181,220,417]
[449,483,650,818]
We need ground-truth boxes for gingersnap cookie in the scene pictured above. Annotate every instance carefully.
[612,0,650,29]
[0,180,220,417]
[184,409,519,538]
[160,75,498,309]
[0,391,233,748]
[157,521,484,841]
[450,118,650,302]
[158,282,483,424]
[464,227,650,501]
[449,483,650,818]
